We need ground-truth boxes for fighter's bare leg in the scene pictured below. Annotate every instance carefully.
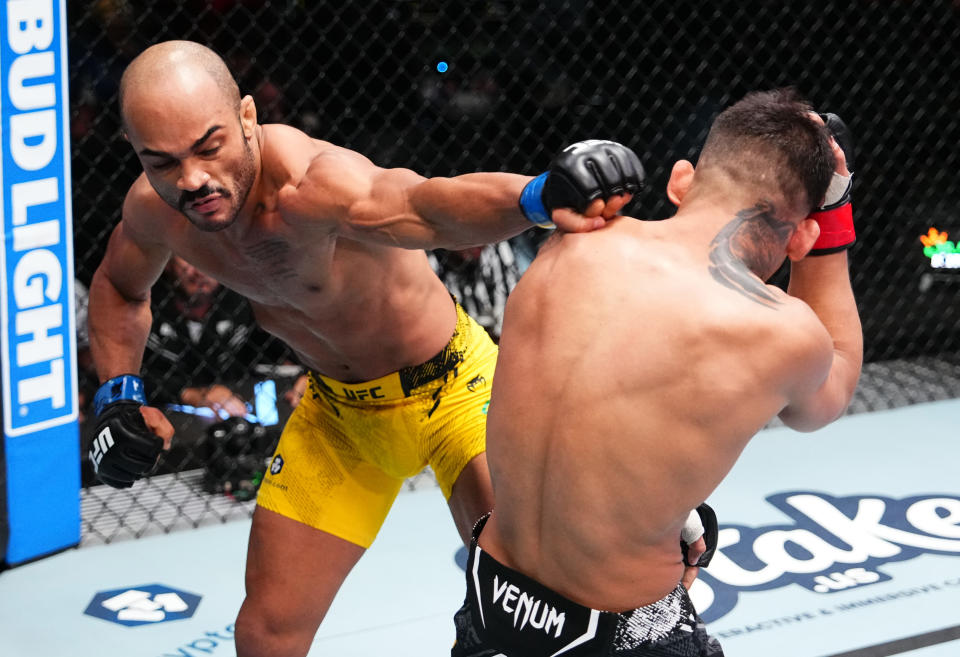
[447,453,495,545]
[235,506,365,657]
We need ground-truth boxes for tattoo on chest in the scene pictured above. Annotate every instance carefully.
[243,239,298,281]
[707,200,793,308]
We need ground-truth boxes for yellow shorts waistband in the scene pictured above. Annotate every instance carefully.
[312,370,408,401]
[310,302,476,401]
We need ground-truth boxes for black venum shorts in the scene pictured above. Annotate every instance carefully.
[452,515,725,657]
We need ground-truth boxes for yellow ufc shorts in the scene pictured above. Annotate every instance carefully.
[256,303,497,548]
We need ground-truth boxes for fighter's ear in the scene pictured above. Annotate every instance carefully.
[239,95,257,139]
[787,217,820,262]
[666,160,695,207]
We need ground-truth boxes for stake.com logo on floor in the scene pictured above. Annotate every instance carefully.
[688,491,960,622]
[454,491,960,623]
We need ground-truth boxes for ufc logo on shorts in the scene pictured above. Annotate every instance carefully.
[90,427,116,471]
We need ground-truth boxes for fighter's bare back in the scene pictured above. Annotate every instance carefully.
[479,216,834,612]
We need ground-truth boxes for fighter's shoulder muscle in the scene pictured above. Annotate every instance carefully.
[94,176,174,298]
[260,123,376,191]
[267,125,399,232]
[120,174,178,248]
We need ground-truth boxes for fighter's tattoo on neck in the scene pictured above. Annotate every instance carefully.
[707,200,793,308]
[243,238,298,281]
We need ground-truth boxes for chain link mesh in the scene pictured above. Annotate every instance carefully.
[69,0,960,544]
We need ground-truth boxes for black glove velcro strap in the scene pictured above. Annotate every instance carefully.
[682,503,719,568]
[544,140,645,213]
[88,401,164,489]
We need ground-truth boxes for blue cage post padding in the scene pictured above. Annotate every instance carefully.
[0,0,81,565]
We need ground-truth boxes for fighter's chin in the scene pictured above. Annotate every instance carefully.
[184,210,238,232]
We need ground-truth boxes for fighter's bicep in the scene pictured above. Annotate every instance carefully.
[325,157,430,236]
[343,170,436,241]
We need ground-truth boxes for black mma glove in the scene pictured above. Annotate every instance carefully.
[88,374,163,488]
[681,503,719,568]
[809,113,855,255]
[519,139,645,228]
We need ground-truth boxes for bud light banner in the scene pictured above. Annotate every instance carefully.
[0,0,79,564]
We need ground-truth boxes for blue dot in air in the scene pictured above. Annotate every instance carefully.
[436,61,448,73]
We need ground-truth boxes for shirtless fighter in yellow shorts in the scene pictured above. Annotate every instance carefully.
[85,40,642,657]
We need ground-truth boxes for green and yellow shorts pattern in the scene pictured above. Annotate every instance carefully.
[257,303,498,548]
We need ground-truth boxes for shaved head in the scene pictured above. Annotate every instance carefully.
[119,40,240,127]
[120,41,259,233]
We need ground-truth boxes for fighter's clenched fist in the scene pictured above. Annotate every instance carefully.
[520,139,645,230]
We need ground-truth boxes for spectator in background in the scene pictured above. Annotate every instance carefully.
[144,256,262,417]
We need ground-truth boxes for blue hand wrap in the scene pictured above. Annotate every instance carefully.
[94,374,146,416]
[518,173,554,228]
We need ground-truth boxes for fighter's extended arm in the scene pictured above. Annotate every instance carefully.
[779,114,863,431]
[279,141,643,250]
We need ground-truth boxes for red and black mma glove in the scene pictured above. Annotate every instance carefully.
[809,113,855,256]
[88,374,163,489]
[519,139,646,228]
[681,503,719,568]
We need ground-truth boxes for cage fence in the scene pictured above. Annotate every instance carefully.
[69,0,960,544]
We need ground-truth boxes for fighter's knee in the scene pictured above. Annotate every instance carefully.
[235,598,315,657]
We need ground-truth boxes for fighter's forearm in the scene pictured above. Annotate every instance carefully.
[404,140,644,247]
[87,267,153,383]
[406,172,534,249]
[334,140,641,249]
[788,252,864,397]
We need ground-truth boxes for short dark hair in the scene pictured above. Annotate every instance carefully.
[698,88,835,217]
